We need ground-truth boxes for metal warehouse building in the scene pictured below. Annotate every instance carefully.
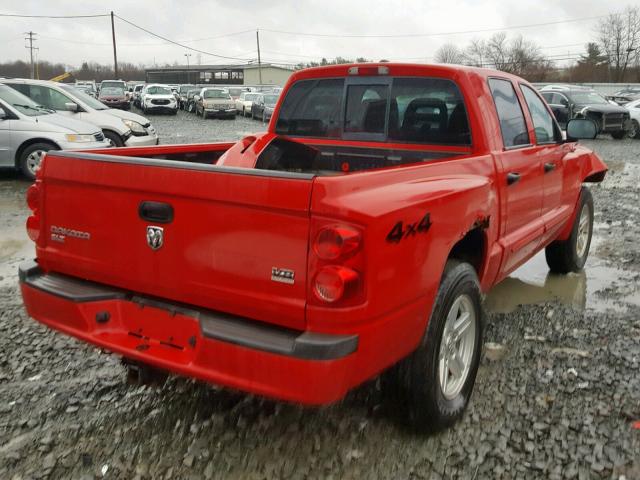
[144,63,294,86]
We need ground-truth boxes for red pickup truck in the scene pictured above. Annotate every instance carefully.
[19,64,606,432]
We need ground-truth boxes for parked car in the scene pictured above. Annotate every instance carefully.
[132,84,144,108]
[74,85,95,97]
[235,92,260,117]
[624,98,640,139]
[250,93,279,122]
[185,89,200,113]
[540,85,630,139]
[99,80,126,94]
[0,83,109,179]
[1,79,159,147]
[75,81,97,97]
[98,85,130,110]
[227,87,250,100]
[195,88,236,119]
[606,87,640,105]
[140,84,178,115]
[177,84,195,110]
[19,63,605,432]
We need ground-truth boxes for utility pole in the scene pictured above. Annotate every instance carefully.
[24,31,37,79]
[256,29,263,85]
[184,53,192,83]
[110,11,119,78]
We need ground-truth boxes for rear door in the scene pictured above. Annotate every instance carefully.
[38,153,314,330]
[488,78,544,274]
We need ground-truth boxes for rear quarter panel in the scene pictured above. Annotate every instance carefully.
[307,155,499,374]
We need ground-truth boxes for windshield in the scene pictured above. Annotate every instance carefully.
[244,93,259,101]
[146,86,172,95]
[204,89,230,99]
[570,92,609,105]
[60,85,109,110]
[101,81,124,89]
[101,87,124,96]
[179,85,195,94]
[264,94,279,106]
[0,84,51,116]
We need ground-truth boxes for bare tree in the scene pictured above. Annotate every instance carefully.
[434,43,464,64]
[597,6,640,81]
[460,33,552,79]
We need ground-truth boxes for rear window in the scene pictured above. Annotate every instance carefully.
[276,78,344,138]
[275,77,470,145]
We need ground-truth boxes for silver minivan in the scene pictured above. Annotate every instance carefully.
[2,79,159,147]
[0,84,110,179]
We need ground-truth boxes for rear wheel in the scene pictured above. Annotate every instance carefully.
[611,130,626,139]
[19,142,56,180]
[629,120,640,139]
[545,187,593,273]
[384,260,483,433]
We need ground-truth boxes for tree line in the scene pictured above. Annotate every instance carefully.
[433,6,640,82]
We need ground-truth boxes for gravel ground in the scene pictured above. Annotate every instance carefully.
[0,111,639,479]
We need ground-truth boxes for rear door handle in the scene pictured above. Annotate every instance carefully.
[139,201,174,223]
[544,162,556,173]
[506,172,521,185]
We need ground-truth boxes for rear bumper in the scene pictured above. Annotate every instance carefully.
[19,260,360,404]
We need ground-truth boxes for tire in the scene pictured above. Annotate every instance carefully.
[19,142,57,180]
[611,130,626,140]
[385,260,483,433]
[629,120,640,139]
[545,187,593,273]
[103,130,125,147]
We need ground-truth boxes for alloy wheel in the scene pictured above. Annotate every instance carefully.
[438,294,477,400]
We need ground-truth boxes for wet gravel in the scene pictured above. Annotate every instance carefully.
[0,112,639,479]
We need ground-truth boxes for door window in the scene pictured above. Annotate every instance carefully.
[521,85,561,144]
[488,78,530,148]
[28,85,72,111]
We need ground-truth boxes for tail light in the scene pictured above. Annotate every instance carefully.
[25,183,41,242]
[313,266,359,303]
[309,221,364,305]
[314,226,361,260]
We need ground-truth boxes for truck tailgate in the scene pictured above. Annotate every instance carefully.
[36,151,313,330]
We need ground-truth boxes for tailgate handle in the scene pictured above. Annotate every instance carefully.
[139,201,174,224]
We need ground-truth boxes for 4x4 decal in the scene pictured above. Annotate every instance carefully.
[386,213,431,243]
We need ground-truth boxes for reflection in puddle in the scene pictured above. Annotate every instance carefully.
[485,251,640,314]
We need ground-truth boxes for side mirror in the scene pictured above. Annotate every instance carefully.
[566,119,597,140]
[64,102,79,112]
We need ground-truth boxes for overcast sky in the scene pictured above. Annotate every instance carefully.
[1,0,639,69]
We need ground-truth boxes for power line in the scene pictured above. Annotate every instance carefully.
[0,13,108,18]
[39,29,255,47]
[260,14,608,38]
[114,14,251,61]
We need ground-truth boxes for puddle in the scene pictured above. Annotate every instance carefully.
[0,223,32,289]
[485,250,640,314]
[602,163,640,190]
